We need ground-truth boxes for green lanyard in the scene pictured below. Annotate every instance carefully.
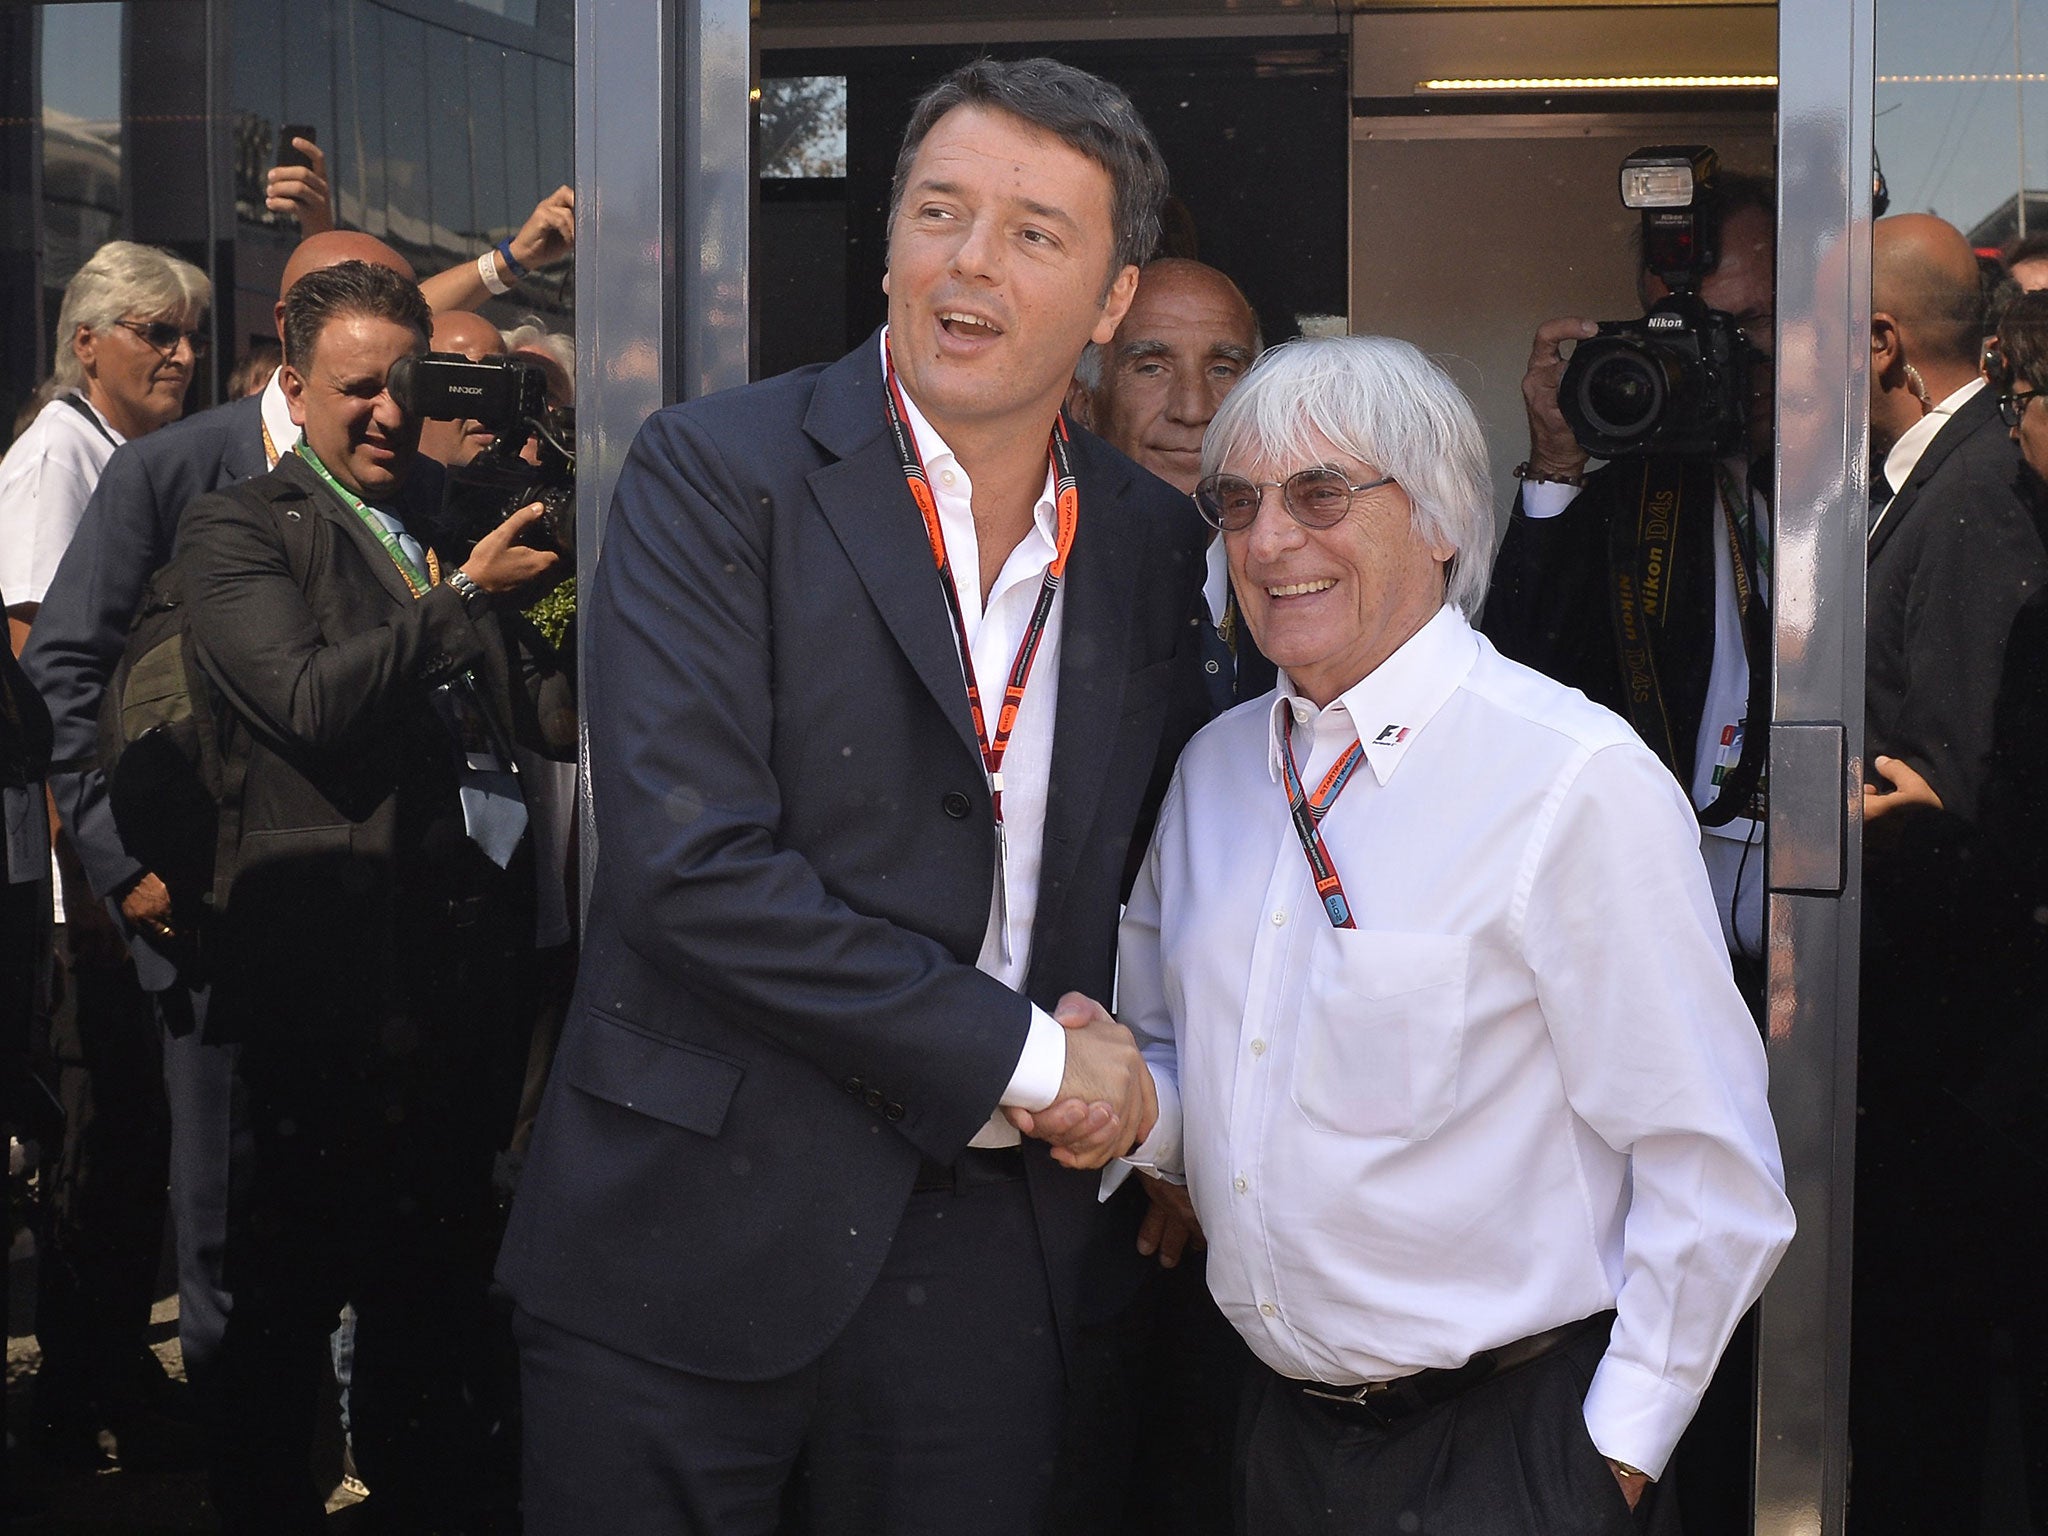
[294,442,437,597]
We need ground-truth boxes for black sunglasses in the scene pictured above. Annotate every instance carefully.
[2000,389,2040,429]
[113,318,209,358]
[1194,466,1397,533]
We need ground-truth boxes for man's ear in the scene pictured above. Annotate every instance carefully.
[281,363,309,427]
[1871,312,1903,379]
[71,324,100,379]
[1092,264,1141,346]
[1066,379,1096,430]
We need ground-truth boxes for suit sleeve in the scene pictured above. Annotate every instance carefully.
[178,487,488,759]
[581,406,1042,1161]
[1479,483,1614,693]
[21,441,170,900]
[1882,469,2048,823]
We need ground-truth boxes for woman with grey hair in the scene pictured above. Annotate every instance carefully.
[1098,334,1791,1533]
[1,238,210,627]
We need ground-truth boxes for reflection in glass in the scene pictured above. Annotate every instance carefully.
[381,11,433,262]
[759,77,848,179]
[426,27,476,260]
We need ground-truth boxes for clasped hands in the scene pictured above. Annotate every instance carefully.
[1003,991,1157,1171]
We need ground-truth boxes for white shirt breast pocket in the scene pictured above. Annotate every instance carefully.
[1292,929,1470,1141]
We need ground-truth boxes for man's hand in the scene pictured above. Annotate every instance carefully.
[508,186,575,273]
[1606,1460,1649,1511]
[114,871,176,956]
[266,139,334,234]
[459,504,563,599]
[1522,317,1598,483]
[1005,991,1157,1170]
[1862,753,1943,822]
[1136,1172,1203,1268]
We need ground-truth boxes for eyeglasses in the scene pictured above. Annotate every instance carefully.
[113,318,209,358]
[2000,390,2041,429]
[1194,466,1397,533]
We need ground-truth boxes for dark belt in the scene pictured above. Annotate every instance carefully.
[912,1145,1026,1194]
[1290,1311,1615,1432]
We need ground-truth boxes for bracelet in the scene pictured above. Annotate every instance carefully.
[495,236,530,280]
[477,249,511,297]
[1513,460,1587,488]
[446,569,491,614]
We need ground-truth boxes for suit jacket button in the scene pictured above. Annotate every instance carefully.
[863,1088,884,1109]
[843,1076,863,1096]
[941,791,971,819]
[884,1102,905,1121]
[1205,658,1221,675]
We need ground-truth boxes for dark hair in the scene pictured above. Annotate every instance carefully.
[2006,231,2048,270]
[1998,289,2048,391]
[1632,168,1776,294]
[889,57,1168,278]
[282,260,431,372]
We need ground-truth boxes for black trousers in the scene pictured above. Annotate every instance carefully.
[1240,1324,1679,1536]
[160,989,237,1384]
[204,1014,514,1535]
[32,940,171,1429]
[518,1162,1067,1536]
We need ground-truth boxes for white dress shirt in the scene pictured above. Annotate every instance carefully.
[1523,468,1769,957]
[1117,604,1793,1479]
[1202,533,1231,629]
[259,367,300,467]
[1874,375,1985,537]
[885,332,1067,1145]
[0,393,124,607]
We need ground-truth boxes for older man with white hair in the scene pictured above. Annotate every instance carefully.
[1105,335,1794,1533]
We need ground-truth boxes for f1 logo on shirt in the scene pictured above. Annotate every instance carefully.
[1372,725,1410,746]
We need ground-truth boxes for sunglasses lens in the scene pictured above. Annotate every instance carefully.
[1198,476,1262,530]
[1285,468,1355,526]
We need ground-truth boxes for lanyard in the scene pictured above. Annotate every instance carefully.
[1714,461,1764,617]
[294,442,439,597]
[880,336,1076,828]
[1277,711,1367,928]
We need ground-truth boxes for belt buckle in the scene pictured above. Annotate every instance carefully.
[1301,1377,1400,1428]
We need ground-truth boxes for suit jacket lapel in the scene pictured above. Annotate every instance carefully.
[1869,387,1999,564]
[805,337,984,766]
[279,452,431,612]
[1029,430,1139,957]
[224,394,271,483]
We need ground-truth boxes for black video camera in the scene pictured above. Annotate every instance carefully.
[1558,146,1757,460]
[387,351,576,568]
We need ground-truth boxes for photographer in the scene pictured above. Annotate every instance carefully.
[170,259,568,1533]
[1482,159,1775,990]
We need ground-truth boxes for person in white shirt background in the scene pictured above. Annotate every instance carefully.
[1111,335,1794,1533]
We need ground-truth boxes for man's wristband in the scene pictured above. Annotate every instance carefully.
[1514,460,1587,488]
[495,236,530,280]
[477,248,511,297]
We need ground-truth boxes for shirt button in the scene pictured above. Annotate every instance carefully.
[1259,1301,1276,1318]
[1233,1175,1248,1194]
[1250,1038,1267,1057]
[941,469,957,487]
[1291,704,1309,724]
[1271,909,1287,926]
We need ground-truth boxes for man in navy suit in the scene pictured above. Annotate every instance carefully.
[499,58,1205,1536]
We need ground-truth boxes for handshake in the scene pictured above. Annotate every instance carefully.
[1004,991,1158,1171]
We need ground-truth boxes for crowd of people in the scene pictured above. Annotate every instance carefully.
[2,51,2043,1536]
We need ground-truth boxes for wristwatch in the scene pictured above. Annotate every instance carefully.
[446,568,491,615]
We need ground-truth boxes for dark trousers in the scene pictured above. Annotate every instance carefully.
[32,941,171,1429]
[205,1021,512,1535]
[160,987,237,1383]
[518,1162,1067,1536]
[1050,1248,1249,1536]
[1240,1324,1678,1536]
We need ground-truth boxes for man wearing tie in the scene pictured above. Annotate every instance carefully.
[499,57,1205,1536]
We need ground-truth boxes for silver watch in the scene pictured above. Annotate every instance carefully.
[446,568,490,613]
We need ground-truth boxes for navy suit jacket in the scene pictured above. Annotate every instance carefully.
[22,392,268,992]
[497,335,1207,1380]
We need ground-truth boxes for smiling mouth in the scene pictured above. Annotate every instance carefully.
[1267,579,1336,598]
[937,310,1004,340]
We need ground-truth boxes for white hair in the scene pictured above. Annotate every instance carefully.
[499,313,575,403]
[1200,334,1495,619]
[53,240,211,391]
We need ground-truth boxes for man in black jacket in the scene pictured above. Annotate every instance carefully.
[174,259,564,1534]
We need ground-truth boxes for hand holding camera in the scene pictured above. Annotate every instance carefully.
[1522,317,1600,482]
[460,502,565,599]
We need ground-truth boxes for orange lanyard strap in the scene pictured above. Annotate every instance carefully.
[881,336,1077,826]
[1278,711,1366,928]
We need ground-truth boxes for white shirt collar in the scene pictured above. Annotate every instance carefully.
[878,329,1060,549]
[1883,375,1985,495]
[1266,603,1477,788]
[1203,535,1230,629]
[260,366,301,467]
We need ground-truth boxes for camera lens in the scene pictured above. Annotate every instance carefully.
[1573,345,1670,443]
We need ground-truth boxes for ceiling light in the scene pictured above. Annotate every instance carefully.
[1417,74,1777,92]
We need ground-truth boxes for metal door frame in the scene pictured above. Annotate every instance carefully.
[572,5,1874,1528]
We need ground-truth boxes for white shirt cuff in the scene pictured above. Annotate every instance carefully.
[1519,478,1583,520]
[1100,1069,1182,1201]
[997,1004,1066,1112]
[1581,1350,1702,1481]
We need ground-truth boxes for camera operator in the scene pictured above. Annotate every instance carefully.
[1482,161,1775,993]
[171,259,569,1533]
